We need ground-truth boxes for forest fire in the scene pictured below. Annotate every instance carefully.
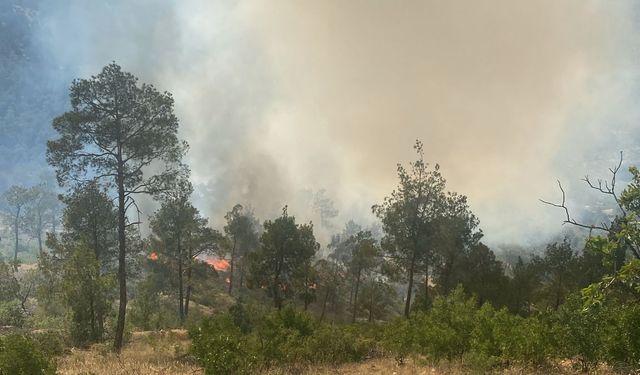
[205,258,230,272]
[147,252,159,261]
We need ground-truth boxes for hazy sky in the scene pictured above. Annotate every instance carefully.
[33,0,640,247]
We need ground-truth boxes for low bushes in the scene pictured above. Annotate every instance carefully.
[190,287,640,374]
[0,334,57,375]
[189,304,375,374]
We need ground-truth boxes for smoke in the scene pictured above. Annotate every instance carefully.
[30,0,640,247]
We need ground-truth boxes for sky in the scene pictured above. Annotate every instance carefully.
[20,0,640,248]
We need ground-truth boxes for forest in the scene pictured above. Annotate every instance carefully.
[1,62,640,374]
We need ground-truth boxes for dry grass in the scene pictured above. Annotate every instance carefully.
[57,332,621,375]
[56,330,203,375]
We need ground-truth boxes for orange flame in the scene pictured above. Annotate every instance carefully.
[147,252,159,261]
[206,258,230,272]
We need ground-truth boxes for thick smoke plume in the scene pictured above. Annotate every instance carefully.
[31,0,640,247]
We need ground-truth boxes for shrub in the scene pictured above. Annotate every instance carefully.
[380,317,414,362]
[31,330,69,357]
[301,324,373,364]
[189,314,258,375]
[0,334,56,375]
[468,303,519,369]
[413,286,477,361]
[601,303,640,368]
[504,313,555,366]
[0,300,25,327]
[553,294,603,371]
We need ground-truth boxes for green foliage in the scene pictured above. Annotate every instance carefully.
[47,62,190,351]
[30,331,69,357]
[0,334,56,375]
[413,287,477,360]
[599,303,640,367]
[373,140,482,317]
[129,275,164,330]
[0,260,19,301]
[247,207,319,310]
[0,300,25,327]
[189,314,258,375]
[190,306,375,373]
[379,286,561,369]
[553,294,603,370]
[468,303,518,368]
[62,246,115,346]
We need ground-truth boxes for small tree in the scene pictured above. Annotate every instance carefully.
[247,206,319,310]
[23,183,58,256]
[374,140,477,316]
[62,245,114,346]
[150,185,220,322]
[223,204,260,295]
[2,185,34,268]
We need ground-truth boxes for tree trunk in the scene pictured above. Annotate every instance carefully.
[352,268,362,323]
[320,288,330,321]
[239,261,245,292]
[37,212,43,256]
[13,207,20,270]
[178,235,184,323]
[368,287,374,322]
[404,251,417,318]
[424,257,429,309]
[185,248,193,317]
[178,257,184,322]
[273,270,282,310]
[228,237,237,295]
[114,162,127,353]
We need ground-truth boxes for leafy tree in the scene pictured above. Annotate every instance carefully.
[431,204,482,298]
[0,334,57,375]
[47,63,188,351]
[0,260,18,302]
[2,185,34,268]
[313,189,339,229]
[247,206,319,310]
[507,256,539,316]
[533,239,579,310]
[223,204,260,295]
[344,231,382,322]
[60,182,118,266]
[150,186,220,322]
[62,245,114,346]
[36,182,118,328]
[314,259,344,321]
[457,243,509,307]
[23,183,58,256]
[374,140,479,316]
[357,278,397,322]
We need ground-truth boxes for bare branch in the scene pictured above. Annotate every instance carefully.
[540,180,611,233]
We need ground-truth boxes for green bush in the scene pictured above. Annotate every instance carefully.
[468,303,519,369]
[31,330,69,357]
[300,324,373,365]
[413,287,478,361]
[601,303,640,368]
[553,294,603,370]
[189,314,258,375]
[504,313,555,366]
[0,300,25,327]
[0,334,57,375]
[380,317,414,362]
